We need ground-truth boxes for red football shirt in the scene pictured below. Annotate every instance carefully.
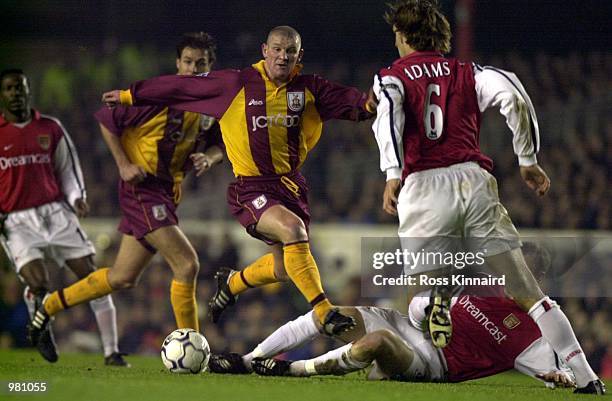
[0,111,66,212]
[443,285,541,382]
[376,51,493,179]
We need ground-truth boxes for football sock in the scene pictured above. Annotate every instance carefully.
[22,286,36,318]
[170,279,199,332]
[290,343,369,376]
[44,268,112,316]
[283,242,332,323]
[245,311,319,366]
[228,253,276,295]
[529,297,598,387]
[89,295,119,357]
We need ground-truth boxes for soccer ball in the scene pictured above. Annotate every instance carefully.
[161,328,210,374]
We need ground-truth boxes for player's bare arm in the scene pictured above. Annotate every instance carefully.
[191,145,223,177]
[383,178,401,216]
[519,164,550,197]
[99,123,146,184]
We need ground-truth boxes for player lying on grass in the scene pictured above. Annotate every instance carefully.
[209,281,604,393]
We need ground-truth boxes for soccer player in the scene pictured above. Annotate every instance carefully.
[371,0,604,394]
[101,26,377,335]
[208,285,581,391]
[28,33,223,342]
[0,69,126,365]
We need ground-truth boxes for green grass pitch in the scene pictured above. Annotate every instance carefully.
[0,349,605,401]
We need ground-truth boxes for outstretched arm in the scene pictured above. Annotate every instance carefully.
[102,70,241,118]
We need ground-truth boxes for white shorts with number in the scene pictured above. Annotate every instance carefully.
[356,306,445,381]
[3,201,95,272]
[397,162,521,274]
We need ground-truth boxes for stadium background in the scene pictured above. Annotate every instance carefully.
[0,0,610,378]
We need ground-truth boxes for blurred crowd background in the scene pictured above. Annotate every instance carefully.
[0,0,610,380]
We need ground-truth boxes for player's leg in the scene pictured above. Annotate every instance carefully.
[210,306,367,374]
[486,249,602,392]
[42,234,153,317]
[396,169,462,348]
[20,259,59,363]
[145,225,200,331]
[209,246,281,323]
[256,205,354,334]
[466,168,602,393]
[254,329,421,379]
[65,255,128,367]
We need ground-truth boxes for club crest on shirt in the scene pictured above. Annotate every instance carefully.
[287,91,304,112]
[37,134,51,150]
[503,313,521,329]
[152,204,168,221]
[252,195,267,210]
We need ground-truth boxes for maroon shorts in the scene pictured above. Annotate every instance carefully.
[227,171,310,245]
[117,177,178,252]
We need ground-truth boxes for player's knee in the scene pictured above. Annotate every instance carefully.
[108,272,140,290]
[367,330,397,353]
[172,255,200,282]
[277,217,308,243]
[355,330,395,359]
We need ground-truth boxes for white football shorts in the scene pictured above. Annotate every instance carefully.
[3,201,95,271]
[397,162,521,274]
[356,306,445,381]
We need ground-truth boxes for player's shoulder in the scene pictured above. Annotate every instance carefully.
[37,112,68,135]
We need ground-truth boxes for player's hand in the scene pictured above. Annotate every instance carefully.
[119,163,147,185]
[190,152,213,176]
[73,198,90,218]
[536,371,575,388]
[102,90,121,107]
[383,179,401,216]
[365,87,378,114]
[520,164,550,197]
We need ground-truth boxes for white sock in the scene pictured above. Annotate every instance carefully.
[290,343,370,376]
[529,297,598,387]
[89,295,119,357]
[243,311,319,367]
[22,286,35,318]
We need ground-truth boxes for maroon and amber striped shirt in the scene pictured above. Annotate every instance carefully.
[118,60,371,177]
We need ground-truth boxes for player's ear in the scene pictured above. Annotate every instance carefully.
[297,48,304,63]
[261,43,268,58]
[175,58,181,71]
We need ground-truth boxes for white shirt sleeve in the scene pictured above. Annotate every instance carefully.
[53,122,86,207]
[372,74,405,181]
[474,65,540,166]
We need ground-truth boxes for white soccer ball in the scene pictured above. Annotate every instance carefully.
[161,328,210,374]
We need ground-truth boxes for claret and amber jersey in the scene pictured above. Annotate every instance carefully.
[118,60,371,177]
[94,105,220,192]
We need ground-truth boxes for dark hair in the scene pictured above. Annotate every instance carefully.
[176,32,217,64]
[384,0,452,54]
[0,68,25,84]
